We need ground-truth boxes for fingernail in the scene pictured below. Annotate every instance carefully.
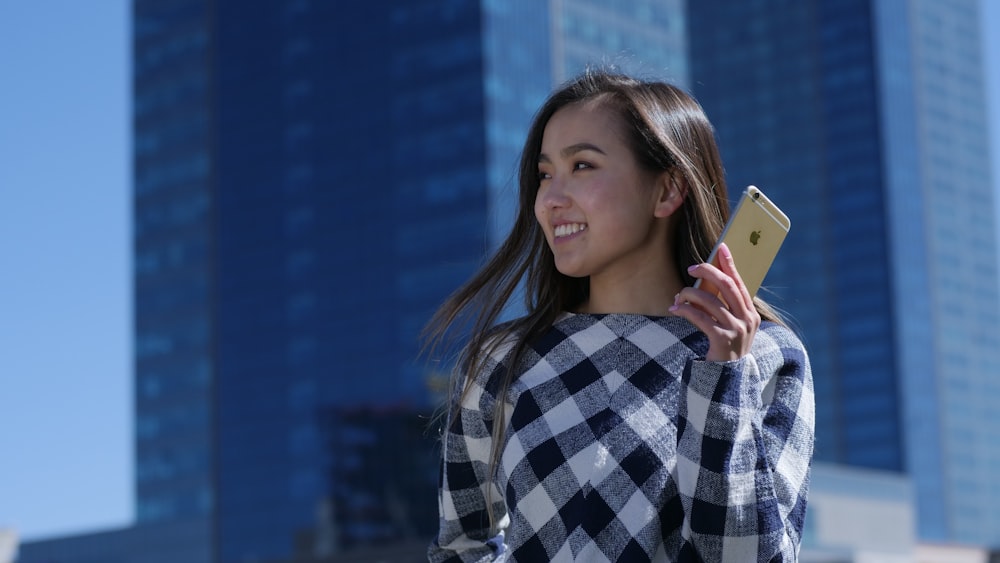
[687,264,698,273]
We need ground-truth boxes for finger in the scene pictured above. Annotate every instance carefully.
[669,295,724,333]
[672,287,740,328]
[672,287,756,362]
[670,297,745,361]
[716,243,755,312]
[687,261,740,312]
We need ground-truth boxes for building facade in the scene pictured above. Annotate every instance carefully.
[687,0,1000,546]
[16,522,208,563]
[132,0,215,561]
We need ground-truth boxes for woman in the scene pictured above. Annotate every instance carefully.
[426,70,814,562]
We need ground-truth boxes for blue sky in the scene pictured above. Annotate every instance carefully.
[0,1,132,540]
[0,0,998,545]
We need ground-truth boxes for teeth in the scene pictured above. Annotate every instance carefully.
[554,223,587,238]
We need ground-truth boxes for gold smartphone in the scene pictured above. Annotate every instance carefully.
[694,185,790,299]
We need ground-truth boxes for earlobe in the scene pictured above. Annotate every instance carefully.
[653,173,686,218]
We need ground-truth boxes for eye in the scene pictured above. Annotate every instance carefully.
[573,161,592,171]
[538,170,552,181]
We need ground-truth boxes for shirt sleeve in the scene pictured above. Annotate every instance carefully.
[428,354,510,563]
[674,322,815,562]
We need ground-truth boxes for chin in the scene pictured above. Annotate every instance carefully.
[554,261,590,279]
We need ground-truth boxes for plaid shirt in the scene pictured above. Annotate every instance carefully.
[429,312,814,562]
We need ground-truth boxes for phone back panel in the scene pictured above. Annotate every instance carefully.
[710,185,790,297]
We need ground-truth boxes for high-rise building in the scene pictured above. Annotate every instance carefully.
[688,0,1000,546]
[20,2,686,563]
[132,0,215,561]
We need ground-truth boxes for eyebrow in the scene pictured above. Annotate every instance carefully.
[538,142,607,163]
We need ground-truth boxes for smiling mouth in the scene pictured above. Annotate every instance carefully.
[554,223,587,238]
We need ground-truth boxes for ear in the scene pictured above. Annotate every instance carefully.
[653,171,686,218]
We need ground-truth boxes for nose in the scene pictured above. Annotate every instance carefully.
[538,174,570,210]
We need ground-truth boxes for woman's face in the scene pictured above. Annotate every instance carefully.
[534,101,672,281]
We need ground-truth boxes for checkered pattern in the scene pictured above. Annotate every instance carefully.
[429,313,814,562]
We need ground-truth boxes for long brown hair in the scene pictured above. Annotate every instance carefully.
[424,69,783,529]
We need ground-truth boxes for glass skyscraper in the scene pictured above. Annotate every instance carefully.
[688,0,1000,546]
[17,2,688,563]
[132,0,215,561]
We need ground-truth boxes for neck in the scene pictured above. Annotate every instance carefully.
[580,259,686,317]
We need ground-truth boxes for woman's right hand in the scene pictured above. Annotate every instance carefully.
[669,243,761,362]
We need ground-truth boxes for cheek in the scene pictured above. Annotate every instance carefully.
[533,193,547,225]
